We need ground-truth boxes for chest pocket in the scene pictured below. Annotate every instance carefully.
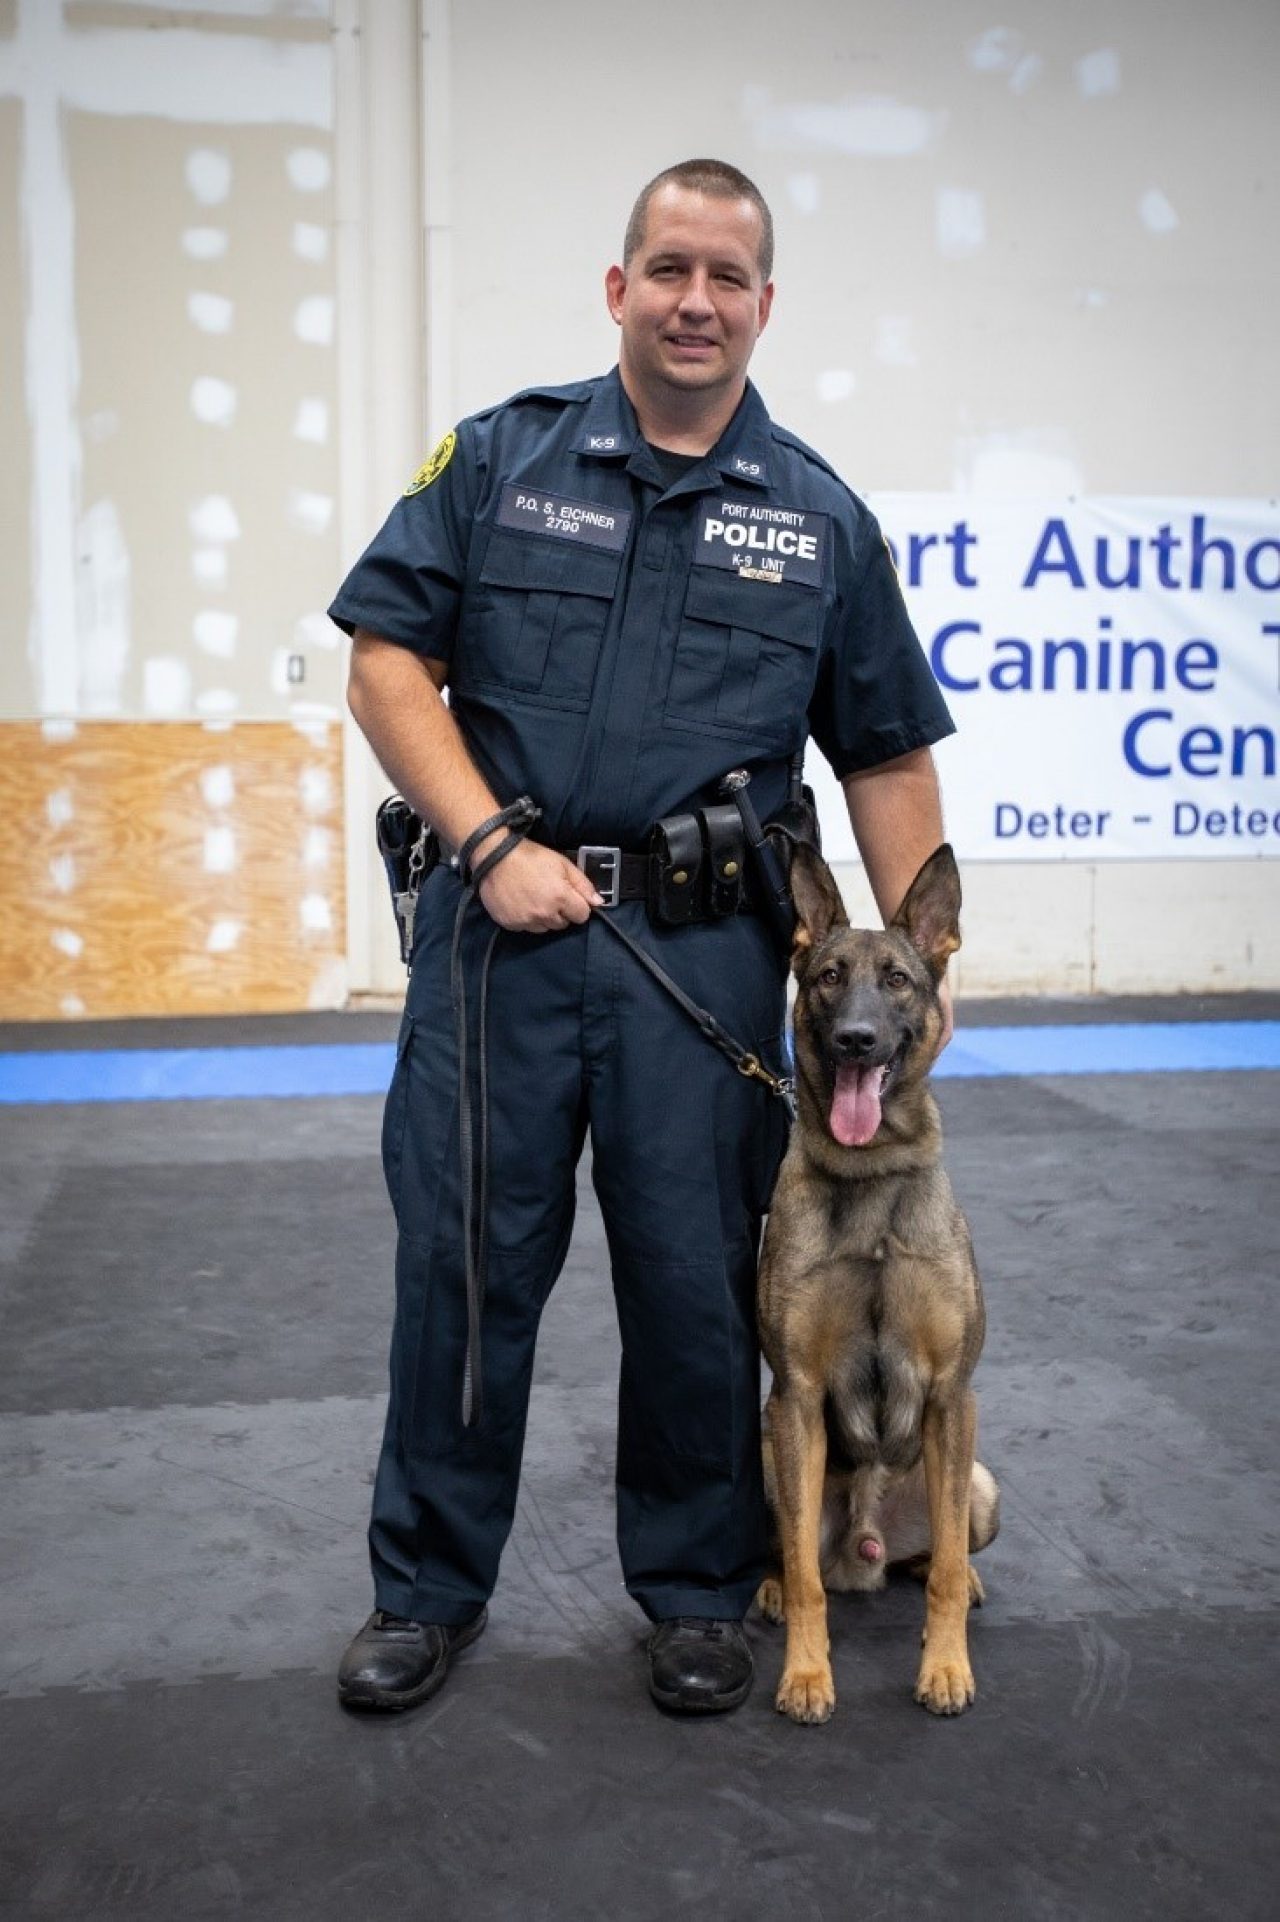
[665,569,821,747]
[457,530,621,712]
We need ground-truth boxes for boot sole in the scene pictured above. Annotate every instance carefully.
[337,1607,487,1713]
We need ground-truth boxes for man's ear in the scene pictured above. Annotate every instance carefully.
[605,264,626,325]
[890,843,961,980]
[790,841,849,968]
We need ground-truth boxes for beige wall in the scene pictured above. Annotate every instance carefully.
[0,0,347,1018]
[2,0,340,728]
[421,0,1279,998]
[64,110,341,723]
[446,0,1278,498]
[2,1,1276,1012]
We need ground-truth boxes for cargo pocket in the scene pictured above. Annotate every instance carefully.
[381,1010,414,1221]
[456,530,621,711]
[665,569,820,747]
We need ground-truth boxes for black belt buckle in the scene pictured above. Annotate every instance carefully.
[577,845,622,907]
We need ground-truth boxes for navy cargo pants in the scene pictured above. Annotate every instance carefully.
[369,862,790,1625]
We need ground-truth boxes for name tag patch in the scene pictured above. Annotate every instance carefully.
[695,498,827,587]
[497,482,631,553]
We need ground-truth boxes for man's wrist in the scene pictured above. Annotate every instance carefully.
[454,797,541,880]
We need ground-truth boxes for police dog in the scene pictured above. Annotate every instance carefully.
[757,842,998,1722]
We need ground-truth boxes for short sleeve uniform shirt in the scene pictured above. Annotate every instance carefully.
[329,368,953,847]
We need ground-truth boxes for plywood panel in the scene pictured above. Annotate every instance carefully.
[0,721,347,1020]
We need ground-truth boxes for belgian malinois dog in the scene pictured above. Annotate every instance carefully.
[757,841,998,1722]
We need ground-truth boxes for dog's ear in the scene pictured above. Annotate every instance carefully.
[890,843,961,979]
[790,841,849,966]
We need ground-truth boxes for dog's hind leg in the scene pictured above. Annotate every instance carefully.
[755,1402,786,1623]
[885,1459,998,1605]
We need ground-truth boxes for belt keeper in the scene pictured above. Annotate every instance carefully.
[699,803,746,918]
[648,813,704,925]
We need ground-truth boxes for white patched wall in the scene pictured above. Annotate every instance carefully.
[428,0,1279,997]
[3,0,1276,1007]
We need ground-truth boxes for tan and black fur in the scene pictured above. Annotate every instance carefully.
[757,842,998,1722]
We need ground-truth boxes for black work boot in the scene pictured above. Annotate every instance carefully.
[647,1618,754,1715]
[337,1608,487,1712]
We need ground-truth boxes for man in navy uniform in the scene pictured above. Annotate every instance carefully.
[330,158,954,1716]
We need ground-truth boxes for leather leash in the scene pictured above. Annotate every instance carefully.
[588,908,796,1117]
[449,799,796,1432]
[450,797,542,1428]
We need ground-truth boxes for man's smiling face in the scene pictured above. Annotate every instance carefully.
[606,184,774,411]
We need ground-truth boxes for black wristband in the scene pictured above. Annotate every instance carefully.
[456,797,541,884]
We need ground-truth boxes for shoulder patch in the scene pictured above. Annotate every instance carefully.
[404,430,457,496]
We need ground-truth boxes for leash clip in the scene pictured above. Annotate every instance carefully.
[737,1053,798,1121]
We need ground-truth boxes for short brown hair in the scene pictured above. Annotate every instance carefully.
[623,158,775,282]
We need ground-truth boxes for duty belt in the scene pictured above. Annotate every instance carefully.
[565,791,765,927]
[563,845,756,913]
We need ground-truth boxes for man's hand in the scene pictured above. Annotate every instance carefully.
[477,842,602,933]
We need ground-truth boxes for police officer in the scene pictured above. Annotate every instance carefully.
[330,158,954,1717]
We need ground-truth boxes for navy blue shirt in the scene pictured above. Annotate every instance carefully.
[329,368,953,848]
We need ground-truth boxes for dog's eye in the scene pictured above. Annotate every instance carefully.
[818,966,842,987]
[886,967,911,989]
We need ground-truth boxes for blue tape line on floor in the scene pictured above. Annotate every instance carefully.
[0,1043,397,1104]
[932,1021,1280,1079]
[0,1022,1277,1104]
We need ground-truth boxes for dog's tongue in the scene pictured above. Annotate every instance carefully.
[830,1064,884,1147]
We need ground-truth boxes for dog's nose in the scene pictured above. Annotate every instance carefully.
[833,1024,877,1060]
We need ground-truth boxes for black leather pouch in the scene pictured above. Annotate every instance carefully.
[648,812,704,925]
[764,782,823,869]
[700,803,746,917]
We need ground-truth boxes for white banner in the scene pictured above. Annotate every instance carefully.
[812,496,1280,863]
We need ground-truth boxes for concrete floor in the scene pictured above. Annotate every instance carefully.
[1,997,1277,1921]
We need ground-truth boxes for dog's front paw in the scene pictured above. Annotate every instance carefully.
[755,1577,786,1624]
[915,1652,975,1716]
[776,1665,835,1725]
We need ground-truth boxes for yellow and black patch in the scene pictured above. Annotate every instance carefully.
[403,429,457,496]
